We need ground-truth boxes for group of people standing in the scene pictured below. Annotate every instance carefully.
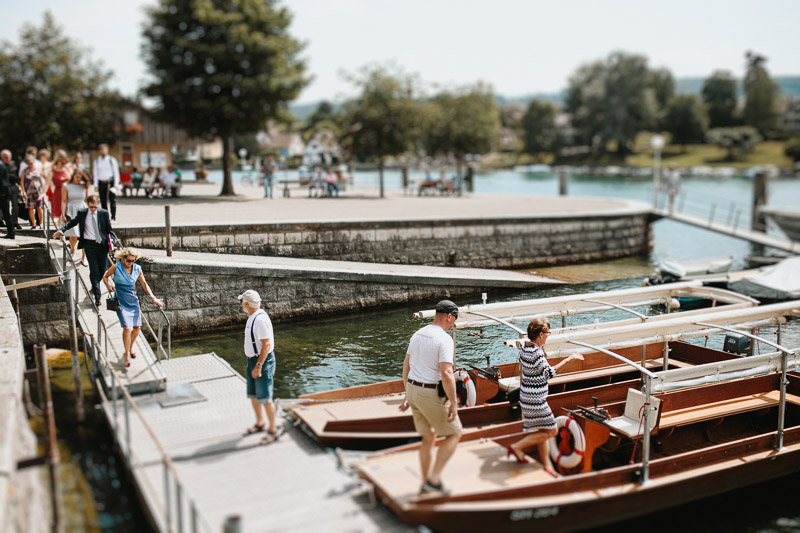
[0,143,121,242]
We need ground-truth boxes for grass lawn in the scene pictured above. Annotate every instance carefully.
[626,141,793,169]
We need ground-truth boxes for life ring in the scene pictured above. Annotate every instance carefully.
[454,370,477,407]
[548,415,585,470]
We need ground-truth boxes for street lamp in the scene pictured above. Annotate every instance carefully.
[651,134,664,207]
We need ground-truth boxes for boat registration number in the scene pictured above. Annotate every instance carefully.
[509,507,559,521]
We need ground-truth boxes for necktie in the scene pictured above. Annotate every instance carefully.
[93,212,102,244]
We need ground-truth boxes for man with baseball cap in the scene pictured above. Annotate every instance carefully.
[399,299,463,495]
[239,289,279,444]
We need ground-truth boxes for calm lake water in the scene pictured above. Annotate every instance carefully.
[51,169,800,531]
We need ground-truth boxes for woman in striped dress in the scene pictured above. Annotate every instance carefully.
[507,317,583,475]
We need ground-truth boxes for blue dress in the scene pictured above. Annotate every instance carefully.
[115,262,142,327]
[519,343,557,432]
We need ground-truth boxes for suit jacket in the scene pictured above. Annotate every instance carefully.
[0,161,10,197]
[59,207,113,250]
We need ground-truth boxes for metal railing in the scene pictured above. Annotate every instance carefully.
[43,205,172,361]
[41,206,211,533]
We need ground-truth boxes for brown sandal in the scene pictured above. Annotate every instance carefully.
[259,429,281,445]
[243,423,266,436]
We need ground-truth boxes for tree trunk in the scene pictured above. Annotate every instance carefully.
[379,158,385,198]
[219,135,236,196]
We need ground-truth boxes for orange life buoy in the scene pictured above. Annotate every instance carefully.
[548,415,585,470]
[454,370,477,407]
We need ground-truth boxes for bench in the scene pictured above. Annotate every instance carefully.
[412,180,439,196]
[278,179,311,198]
[659,390,800,429]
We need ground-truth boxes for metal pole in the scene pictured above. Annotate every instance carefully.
[777,350,787,450]
[163,461,172,532]
[641,376,652,484]
[63,269,85,423]
[35,344,64,533]
[223,516,242,533]
[176,480,184,533]
[752,171,767,232]
[124,394,131,457]
[165,205,173,257]
[558,168,567,196]
[651,147,662,207]
[662,341,670,371]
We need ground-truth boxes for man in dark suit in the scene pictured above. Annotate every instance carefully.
[53,194,113,307]
[0,149,15,239]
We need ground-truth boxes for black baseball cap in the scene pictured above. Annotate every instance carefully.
[435,300,459,316]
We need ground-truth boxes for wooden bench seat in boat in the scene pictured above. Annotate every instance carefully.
[496,358,693,392]
[659,390,800,429]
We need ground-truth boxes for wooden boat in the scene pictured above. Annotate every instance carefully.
[354,301,800,532]
[288,292,772,451]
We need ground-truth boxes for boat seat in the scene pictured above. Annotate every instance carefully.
[605,389,662,439]
[659,390,800,429]
[498,358,680,393]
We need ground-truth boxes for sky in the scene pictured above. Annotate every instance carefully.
[5,0,800,105]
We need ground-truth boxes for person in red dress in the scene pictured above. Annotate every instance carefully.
[49,150,73,222]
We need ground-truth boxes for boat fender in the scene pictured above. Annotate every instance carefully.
[549,415,585,470]
[454,370,477,407]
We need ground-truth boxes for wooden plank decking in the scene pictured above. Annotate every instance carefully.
[102,353,412,532]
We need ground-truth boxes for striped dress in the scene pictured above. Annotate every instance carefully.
[519,342,557,431]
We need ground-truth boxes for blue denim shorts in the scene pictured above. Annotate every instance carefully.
[245,352,275,404]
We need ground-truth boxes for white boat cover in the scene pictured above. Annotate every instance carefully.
[729,257,800,300]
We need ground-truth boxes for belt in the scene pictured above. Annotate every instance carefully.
[407,379,437,389]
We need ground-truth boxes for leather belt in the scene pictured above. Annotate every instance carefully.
[407,379,437,389]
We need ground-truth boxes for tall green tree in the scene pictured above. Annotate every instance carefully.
[566,52,658,155]
[340,65,423,198]
[142,0,309,196]
[650,68,675,127]
[520,99,558,160]
[702,70,738,128]
[743,51,780,139]
[662,95,709,149]
[0,11,119,158]
[424,82,500,177]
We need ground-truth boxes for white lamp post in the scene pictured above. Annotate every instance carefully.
[651,134,664,207]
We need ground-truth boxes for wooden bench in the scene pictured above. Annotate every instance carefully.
[278,179,311,197]
[659,390,800,429]
[412,180,439,196]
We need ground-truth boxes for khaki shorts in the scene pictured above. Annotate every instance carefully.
[406,382,463,437]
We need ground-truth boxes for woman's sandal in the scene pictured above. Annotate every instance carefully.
[243,423,266,436]
[506,445,529,464]
[130,352,137,359]
[259,429,281,445]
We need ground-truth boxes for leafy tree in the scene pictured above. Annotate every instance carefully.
[424,82,500,177]
[662,95,709,149]
[340,65,423,198]
[520,99,558,160]
[650,68,675,125]
[743,51,781,139]
[566,52,658,155]
[0,11,119,158]
[702,70,738,128]
[142,0,309,196]
[705,126,762,161]
[785,137,800,162]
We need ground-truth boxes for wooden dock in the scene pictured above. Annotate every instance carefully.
[100,353,411,532]
[654,208,800,253]
[45,240,410,532]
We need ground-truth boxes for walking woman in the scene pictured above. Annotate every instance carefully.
[62,168,90,265]
[102,248,163,368]
[50,150,73,223]
[20,154,45,229]
[506,317,583,475]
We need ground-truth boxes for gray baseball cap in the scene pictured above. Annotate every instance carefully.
[435,300,459,316]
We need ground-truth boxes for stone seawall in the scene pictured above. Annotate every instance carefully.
[136,256,539,336]
[117,210,653,269]
[0,282,52,533]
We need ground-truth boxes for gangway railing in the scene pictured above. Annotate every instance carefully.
[42,206,172,361]
[41,207,209,532]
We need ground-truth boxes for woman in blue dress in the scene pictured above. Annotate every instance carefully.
[506,318,583,475]
[102,248,163,368]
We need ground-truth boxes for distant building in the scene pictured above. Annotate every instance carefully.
[103,99,222,169]
[780,98,800,134]
[304,128,341,166]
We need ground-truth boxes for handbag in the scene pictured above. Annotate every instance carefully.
[106,294,120,312]
[107,231,118,251]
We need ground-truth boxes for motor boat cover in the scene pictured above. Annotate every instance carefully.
[729,257,800,300]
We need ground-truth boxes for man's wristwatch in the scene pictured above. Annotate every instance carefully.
[256,361,263,367]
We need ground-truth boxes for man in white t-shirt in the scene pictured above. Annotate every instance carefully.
[239,289,280,444]
[399,299,463,495]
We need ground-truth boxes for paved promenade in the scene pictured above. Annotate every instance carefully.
[112,182,648,227]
